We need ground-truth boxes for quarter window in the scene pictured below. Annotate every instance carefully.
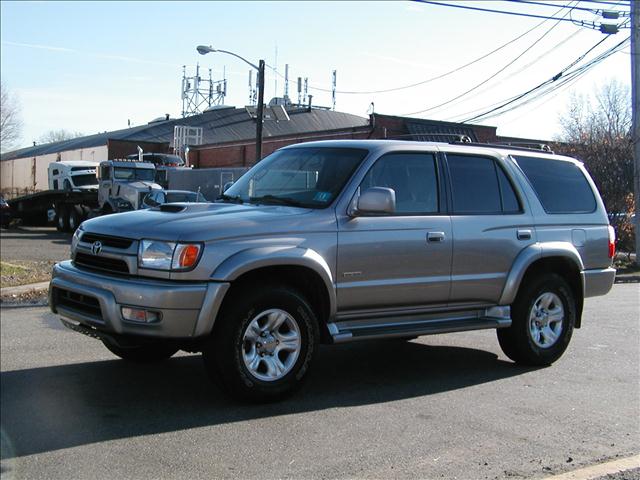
[360,153,439,215]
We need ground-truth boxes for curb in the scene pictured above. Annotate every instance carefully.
[614,276,640,284]
[545,454,640,480]
[0,281,49,296]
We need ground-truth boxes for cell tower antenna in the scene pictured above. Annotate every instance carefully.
[181,62,226,117]
[303,77,308,105]
[249,70,253,105]
[274,45,278,99]
[332,70,337,111]
[284,64,289,100]
[297,77,302,106]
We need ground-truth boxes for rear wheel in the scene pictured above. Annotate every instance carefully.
[102,338,178,363]
[55,206,69,232]
[497,273,575,366]
[68,205,83,232]
[203,285,319,402]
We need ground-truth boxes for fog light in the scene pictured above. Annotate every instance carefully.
[121,307,159,323]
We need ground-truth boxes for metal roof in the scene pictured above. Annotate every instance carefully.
[1,107,370,161]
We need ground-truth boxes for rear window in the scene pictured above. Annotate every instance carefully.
[514,156,596,214]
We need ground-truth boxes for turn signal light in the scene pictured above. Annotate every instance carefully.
[121,307,160,323]
[175,244,201,269]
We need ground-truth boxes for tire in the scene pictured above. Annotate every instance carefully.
[497,273,576,366]
[63,179,72,192]
[68,205,83,232]
[55,206,69,232]
[203,285,319,402]
[102,338,178,363]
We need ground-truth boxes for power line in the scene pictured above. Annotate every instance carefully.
[505,0,627,15]
[402,2,575,116]
[306,13,553,95]
[414,0,601,28]
[461,36,628,123]
[577,0,630,6]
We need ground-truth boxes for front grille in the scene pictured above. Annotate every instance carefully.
[81,232,134,249]
[74,252,130,274]
[54,287,102,319]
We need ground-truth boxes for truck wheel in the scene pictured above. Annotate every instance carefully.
[63,179,72,191]
[203,285,319,402]
[497,273,575,366]
[68,206,83,232]
[55,207,70,232]
[101,338,178,363]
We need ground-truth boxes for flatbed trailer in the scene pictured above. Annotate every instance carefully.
[7,189,99,232]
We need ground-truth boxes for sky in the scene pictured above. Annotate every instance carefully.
[0,0,632,150]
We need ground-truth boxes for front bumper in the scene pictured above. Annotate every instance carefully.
[49,261,229,339]
[583,267,616,298]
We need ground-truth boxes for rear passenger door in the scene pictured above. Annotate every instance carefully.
[444,153,536,305]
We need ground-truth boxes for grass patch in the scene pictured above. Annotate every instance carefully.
[0,260,56,288]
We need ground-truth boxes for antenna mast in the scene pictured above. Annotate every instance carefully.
[181,63,226,117]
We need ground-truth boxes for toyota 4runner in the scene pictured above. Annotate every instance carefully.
[49,140,616,401]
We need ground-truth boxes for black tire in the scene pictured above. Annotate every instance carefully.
[55,206,69,232]
[68,205,83,232]
[63,179,72,192]
[102,338,178,363]
[203,285,319,402]
[497,273,576,366]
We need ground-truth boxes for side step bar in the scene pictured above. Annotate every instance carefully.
[328,307,511,344]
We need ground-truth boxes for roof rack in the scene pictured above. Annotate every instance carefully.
[449,140,554,154]
[387,133,474,143]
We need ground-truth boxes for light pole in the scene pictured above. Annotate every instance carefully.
[197,45,265,163]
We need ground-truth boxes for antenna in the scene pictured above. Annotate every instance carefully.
[181,63,226,117]
[297,77,302,106]
[332,70,337,111]
[303,77,308,105]
[248,70,253,105]
[284,64,289,100]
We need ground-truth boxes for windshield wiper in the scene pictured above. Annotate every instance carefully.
[249,195,303,207]
[217,193,244,204]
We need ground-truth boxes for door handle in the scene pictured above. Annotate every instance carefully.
[517,229,532,240]
[427,231,446,242]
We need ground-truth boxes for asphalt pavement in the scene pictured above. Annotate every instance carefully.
[1,284,638,480]
[0,226,71,263]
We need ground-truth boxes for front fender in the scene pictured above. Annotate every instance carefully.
[211,246,336,317]
[499,242,584,305]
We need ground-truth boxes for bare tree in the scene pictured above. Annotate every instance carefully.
[0,80,22,152]
[38,129,84,144]
[556,79,634,254]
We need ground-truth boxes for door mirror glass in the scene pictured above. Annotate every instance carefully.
[355,187,396,215]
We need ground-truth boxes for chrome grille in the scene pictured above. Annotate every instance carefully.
[74,252,130,274]
[81,232,134,249]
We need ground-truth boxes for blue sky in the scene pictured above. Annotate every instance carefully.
[0,1,631,149]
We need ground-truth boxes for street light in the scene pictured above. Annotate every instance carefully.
[197,45,265,163]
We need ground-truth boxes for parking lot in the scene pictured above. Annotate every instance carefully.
[1,282,638,479]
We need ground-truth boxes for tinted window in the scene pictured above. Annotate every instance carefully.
[514,156,596,214]
[447,155,501,214]
[361,153,439,214]
[497,166,521,213]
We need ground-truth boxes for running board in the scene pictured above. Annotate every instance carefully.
[328,307,511,344]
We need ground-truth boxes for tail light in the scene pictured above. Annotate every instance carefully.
[607,225,616,259]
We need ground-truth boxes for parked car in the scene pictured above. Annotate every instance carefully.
[141,189,208,208]
[49,140,616,402]
[0,196,12,227]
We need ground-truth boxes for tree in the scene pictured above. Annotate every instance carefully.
[38,129,85,144]
[556,79,634,254]
[0,80,22,152]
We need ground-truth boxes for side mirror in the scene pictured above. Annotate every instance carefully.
[352,187,396,216]
[222,181,234,192]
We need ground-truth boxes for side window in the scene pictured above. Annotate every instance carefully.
[360,152,439,215]
[447,154,502,214]
[514,156,596,214]
[99,165,111,180]
[496,166,521,213]
[157,192,166,204]
[52,169,59,176]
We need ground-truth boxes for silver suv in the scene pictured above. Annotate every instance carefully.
[49,140,616,401]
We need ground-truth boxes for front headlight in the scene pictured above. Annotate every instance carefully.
[71,226,83,253]
[138,240,202,271]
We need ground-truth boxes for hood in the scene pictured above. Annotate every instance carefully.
[121,181,161,191]
[81,202,327,242]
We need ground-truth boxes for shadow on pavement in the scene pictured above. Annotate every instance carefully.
[0,340,537,459]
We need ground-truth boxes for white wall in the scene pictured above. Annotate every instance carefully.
[0,145,108,197]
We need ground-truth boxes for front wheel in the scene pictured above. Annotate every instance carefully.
[497,273,576,366]
[203,285,319,402]
[102,338,178,363]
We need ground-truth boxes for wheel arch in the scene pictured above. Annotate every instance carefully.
[211,247,336,341]
[500,242,584,327]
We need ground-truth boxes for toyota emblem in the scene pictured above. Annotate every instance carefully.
[91,241,103,255]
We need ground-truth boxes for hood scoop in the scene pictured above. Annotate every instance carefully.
[158,204,187,213]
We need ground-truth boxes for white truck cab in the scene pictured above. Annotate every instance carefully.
[48,161,99,191]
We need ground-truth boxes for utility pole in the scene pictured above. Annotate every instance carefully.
[632,0,640,265]
[256,59,265,163]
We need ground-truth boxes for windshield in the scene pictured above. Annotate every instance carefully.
[71,173,98,187]
[222,147,368,208]
[166,192,207,203]
[113,167,156,182]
